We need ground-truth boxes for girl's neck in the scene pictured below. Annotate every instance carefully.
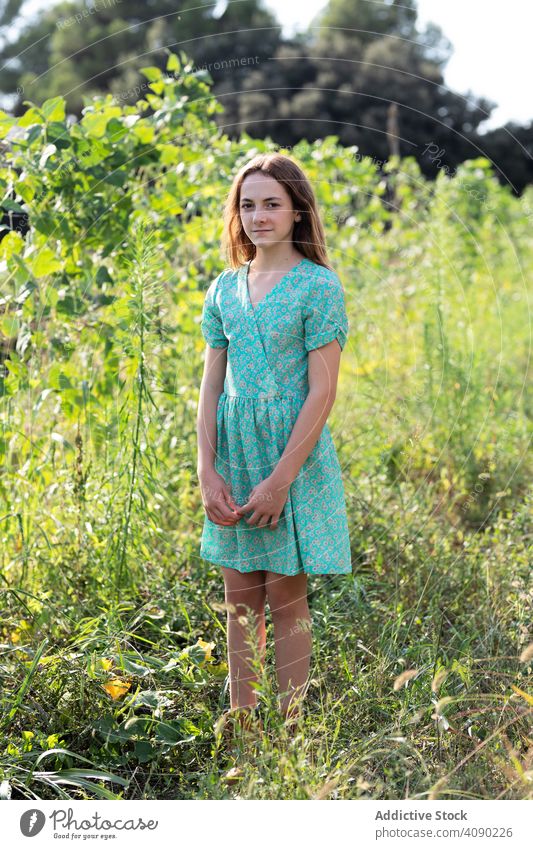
[250,246,306,274]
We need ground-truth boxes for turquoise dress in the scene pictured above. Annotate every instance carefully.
[199,257,351,576]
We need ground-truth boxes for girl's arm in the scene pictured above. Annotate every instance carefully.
[271,338,342,487]
[196,346,226,475]
[197,346,240,525]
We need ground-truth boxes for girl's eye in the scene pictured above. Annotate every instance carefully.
[241,203,278,209]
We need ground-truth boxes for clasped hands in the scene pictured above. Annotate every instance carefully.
[200,469,290,530]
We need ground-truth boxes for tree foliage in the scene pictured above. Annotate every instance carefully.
[1,0,531,187]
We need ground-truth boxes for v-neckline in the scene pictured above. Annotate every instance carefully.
[244,258,306,314]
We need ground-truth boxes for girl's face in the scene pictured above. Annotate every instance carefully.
[239,172,300,249]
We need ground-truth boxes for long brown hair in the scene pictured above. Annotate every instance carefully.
[221,153,332,270]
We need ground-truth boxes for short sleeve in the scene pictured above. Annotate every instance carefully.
[201,273,228,349]
[303,270,349,352]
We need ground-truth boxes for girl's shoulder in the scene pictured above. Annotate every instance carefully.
[208,266,238,295]
[301,259,343,292]
[221,266,240,284]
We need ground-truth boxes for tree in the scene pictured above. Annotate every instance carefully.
[0,0,282,117]
[223,0,502,177]
[1,0,530,190]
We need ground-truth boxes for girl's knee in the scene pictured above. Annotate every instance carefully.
[267,590,309,617]
[265,572,308,616]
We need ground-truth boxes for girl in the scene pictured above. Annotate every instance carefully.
[196,152,351,738]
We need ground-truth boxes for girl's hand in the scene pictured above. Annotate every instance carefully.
[235,474,290,530]
[199,469,241,526]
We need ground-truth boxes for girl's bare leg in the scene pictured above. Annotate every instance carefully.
[221,566,267,710]
[265,571,312,719]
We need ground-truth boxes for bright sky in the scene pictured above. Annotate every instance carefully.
[5,0,533,130]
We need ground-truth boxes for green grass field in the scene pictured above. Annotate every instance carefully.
[0,57,531,800]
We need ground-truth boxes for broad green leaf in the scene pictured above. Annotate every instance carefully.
[133,741,155,763]
[1,317,20,337]
[166,53,180,72]
[121,718,153,737]
[140,66,163,82]
[0,109,15,138]
[48,363,73,391]
[41,97,66,122]
[18,106,45,127]
[106,118,128,144]
[14,180,34,203]
[28,247,62,278]
[154,718,200,745]
[0,230,25,259]
[132,123,155,145]
[120,657,155,677]
[81,110,118,138]
[0,198,26,213]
